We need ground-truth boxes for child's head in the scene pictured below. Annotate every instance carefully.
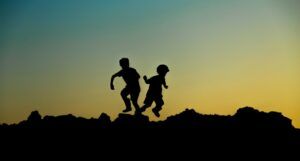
[157,64,169,76]
[119,58,129,69]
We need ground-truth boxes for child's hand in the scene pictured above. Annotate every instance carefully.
[143,75,147,80]
[110,83,115,90]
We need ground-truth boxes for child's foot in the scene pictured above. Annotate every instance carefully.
[152,108,160,117]
[122,108,132,113]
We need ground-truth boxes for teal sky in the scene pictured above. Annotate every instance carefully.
[1,0,299,127]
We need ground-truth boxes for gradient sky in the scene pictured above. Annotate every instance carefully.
[1,0,299,127]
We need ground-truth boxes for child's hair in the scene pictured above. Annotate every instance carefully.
[119,58,129,67]
[157,64,169,75]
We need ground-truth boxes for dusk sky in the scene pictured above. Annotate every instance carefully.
[1,0,299,127]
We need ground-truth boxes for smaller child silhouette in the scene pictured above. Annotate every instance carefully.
[140,64,169,117]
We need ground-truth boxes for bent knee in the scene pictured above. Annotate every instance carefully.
[121,91,128,97]
[160,102,164,106]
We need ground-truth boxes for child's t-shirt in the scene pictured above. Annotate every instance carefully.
[115,67,140,87]
[147,75,166,96]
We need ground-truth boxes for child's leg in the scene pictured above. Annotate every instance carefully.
[140,104,151,113]
[130,88,140,113]
[153,97,164,117]
[140,95,153,112]
[121,88,131,112]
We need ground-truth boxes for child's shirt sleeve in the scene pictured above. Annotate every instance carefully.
[115,70,123,77]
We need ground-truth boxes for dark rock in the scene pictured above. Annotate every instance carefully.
[27,111,42,123]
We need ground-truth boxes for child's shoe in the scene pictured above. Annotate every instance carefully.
[152,108,160,117]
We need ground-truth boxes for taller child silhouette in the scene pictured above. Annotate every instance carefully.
[110,58,141,114]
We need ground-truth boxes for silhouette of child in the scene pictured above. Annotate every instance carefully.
[110,58,141,114]
[140,64,169,117]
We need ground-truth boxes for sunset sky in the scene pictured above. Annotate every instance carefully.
[1,0,299,127]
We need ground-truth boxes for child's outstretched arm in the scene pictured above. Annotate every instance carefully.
[110,73,118,90]
[143,75,149,84]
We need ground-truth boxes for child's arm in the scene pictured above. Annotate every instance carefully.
[110,72,120,90]
[143,75,149,84]
[163,78,168,89]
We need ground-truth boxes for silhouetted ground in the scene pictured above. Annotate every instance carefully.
[1,107,299,158]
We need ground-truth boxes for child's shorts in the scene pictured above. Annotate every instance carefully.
[144,94,164,106]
